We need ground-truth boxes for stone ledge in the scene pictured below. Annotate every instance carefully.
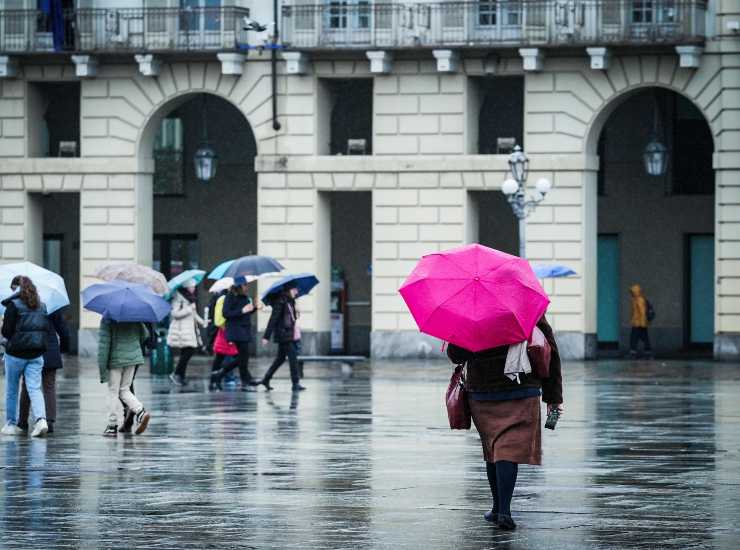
[0,158,155,175]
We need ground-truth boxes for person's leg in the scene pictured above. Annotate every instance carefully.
[494,460,518,530]
[3,355,23,427]
[641,328,652,353]
[286,342,305,390]
[261,343,288,388]
[43,369,56,432]
[484,462,499,523]
[119,365,150,434]
[174,347,196,377]
[23,357,46,424]
[235,343,254,387]
[211,353,225,372]
[107,368,124,430]
[17,377,31,431]
[629,327,639,356]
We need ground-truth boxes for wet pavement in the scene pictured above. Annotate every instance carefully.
[1,356,739,549]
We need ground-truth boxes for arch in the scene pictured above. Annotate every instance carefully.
[584,83,719,156]
[137,89,258,160]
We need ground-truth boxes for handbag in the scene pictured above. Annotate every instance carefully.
[527,326,551,379]
[446,364,471,430]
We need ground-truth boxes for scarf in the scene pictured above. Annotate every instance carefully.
[504,341,531,384]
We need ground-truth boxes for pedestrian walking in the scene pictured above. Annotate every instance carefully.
[259,283,305,392]
[119,322,157,434]
[208,289,239,390]
[0,276,50,438]
[447,316,563,531]
[98,318,151,437]
[212,276,258,391]
[629,284,653,358]
[18,306,70,435]
[168,280,208,386]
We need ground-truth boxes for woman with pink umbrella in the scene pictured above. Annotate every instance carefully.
[400,244,564,531]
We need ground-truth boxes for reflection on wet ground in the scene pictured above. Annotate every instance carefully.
[1,357,739,549]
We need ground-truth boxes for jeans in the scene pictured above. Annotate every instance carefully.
[4,353,45,425]
[630,327,652,352]
[263,342,300,385]
[108,365,143,427]
[19,369,56,430]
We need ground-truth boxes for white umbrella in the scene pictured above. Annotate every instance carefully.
[0,261,70,314]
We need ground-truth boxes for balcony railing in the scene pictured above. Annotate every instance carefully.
[0,7,250,54]
[281,1,707,50]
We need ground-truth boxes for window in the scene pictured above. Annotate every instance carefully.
[476,77,524,155]
[632,0,654,23]
[478,0,496,26]
[153,235,199,280]
[326,0,370,29]
[180,0,222,33]
[503,2,522,26]
[27,82,80,158]
[43,236,63,275]
[153,118,185,196]
[324,79,373,155]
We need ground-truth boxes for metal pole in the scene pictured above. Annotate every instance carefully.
[518,215,526,259]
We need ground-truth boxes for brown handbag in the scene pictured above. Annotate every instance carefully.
[527,326,552,379]
[446,364,471,430]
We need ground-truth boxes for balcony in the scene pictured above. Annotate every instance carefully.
[0,6,250,54]
[281,1,707,51]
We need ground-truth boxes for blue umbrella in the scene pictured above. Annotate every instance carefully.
[532,264,577,278]
[207,260,235,280]
[82,280,171,323]
[224,255,285,279]
[261,273,319,302]
[0,261,70,314]
[166,269,206,299]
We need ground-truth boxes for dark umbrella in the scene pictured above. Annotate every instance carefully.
[223,255,284,279]
[261,273,319,303]
[82,280,171,323]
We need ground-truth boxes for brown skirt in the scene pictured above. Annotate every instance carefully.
[469,396,542,465]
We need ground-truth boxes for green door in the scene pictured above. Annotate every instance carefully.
[598,235,620,343]
[689,235,715,344]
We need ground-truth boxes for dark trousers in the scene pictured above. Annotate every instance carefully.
[211,353,237,372]
[19,369,56,430]
[630,327,651,352]
[174,346,197,377]
[263,342,300,385]
[221,342,253,383]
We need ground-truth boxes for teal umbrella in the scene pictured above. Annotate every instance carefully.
[166,269,206,299]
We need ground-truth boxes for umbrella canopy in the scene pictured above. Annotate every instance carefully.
[208,275,258,294]
[94,262,168,295]
[533,264,577,279]
[222,256,285,279]
[82,280,171,323]
[399,244,550,352]
[166,269,206,299]
[261,273,319,302]
[207,260,235,280]
[0,261,70,314]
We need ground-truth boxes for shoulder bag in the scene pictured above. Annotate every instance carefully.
[446,364,471,430]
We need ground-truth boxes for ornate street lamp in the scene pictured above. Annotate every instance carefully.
[500,145,552,258]
[194,95,218,182]
[643,93,669,177]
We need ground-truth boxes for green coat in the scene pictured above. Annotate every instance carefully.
[98,320,147,383]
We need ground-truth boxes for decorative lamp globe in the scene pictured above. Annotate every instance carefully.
[535,177,552,195]
[501,178,519,196]
[194,144,218,182]
[643,138,668,177]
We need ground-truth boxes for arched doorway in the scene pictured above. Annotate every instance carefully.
[594,88,715,357]
[140,92,258,287]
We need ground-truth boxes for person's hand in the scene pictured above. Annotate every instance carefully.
[255,300,264,310]
[190,303,197,311]
[242,303,254,313]
[261,338,269,347]
[547,403,564,416]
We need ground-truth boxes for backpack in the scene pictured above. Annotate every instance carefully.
[645,299,656,322]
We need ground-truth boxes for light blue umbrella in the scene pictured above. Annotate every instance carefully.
[261,273,319,303]
[82,280,171,323]
[166,269,206,299]
[0,261,70,314]
[532,264,577,279]
[207,260,234,280]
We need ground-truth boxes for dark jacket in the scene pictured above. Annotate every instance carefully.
[43,308,70,370]
[222,292,253,343]
[263,295,297,344]
[447,316,563,404]
[205,290,227,351]
[1,295,49,360]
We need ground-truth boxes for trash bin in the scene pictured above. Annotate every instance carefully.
[149,328,173,375]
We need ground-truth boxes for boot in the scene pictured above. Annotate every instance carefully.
[209,370,224,391]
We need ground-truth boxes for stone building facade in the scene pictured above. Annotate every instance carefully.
[0,0,738,359]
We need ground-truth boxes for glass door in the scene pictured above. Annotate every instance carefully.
[180,0,221,49]
[688,235,714,346]
[598,235,620,347]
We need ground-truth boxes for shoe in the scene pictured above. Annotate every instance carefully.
[209,370,223,391]
[31,418,48,438]
[241,385,257,392]
[103,424,118,437]
[119,410,135,433]
[248,379,261,386]
[484,510,499,525]
[496,514,517,531]
[1,422,24,436]
[134,409,150,435]
[261,380,274,391]
[169,373,187,386]
[292,384,306,392]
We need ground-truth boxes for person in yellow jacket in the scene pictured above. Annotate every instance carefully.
[629,284,652,358]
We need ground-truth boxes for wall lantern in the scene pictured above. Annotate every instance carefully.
[643,92,669,177]
[194,95,218,182]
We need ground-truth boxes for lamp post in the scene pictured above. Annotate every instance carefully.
[500,145,552,258]
[194,94,218,182]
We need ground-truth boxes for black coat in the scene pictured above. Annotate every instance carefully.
[1,294,49,359]
[43,308,70,370]
[263,296,296,344]
[222,292,253,343]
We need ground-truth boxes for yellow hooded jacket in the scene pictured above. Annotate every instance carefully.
[630,284,648,328]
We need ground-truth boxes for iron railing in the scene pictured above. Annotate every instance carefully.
[281,1,707,50]
[0,6,251,53]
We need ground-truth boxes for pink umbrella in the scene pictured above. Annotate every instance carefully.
[399,244,550,352]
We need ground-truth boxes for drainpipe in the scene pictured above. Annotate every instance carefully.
[271,0,281,131]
